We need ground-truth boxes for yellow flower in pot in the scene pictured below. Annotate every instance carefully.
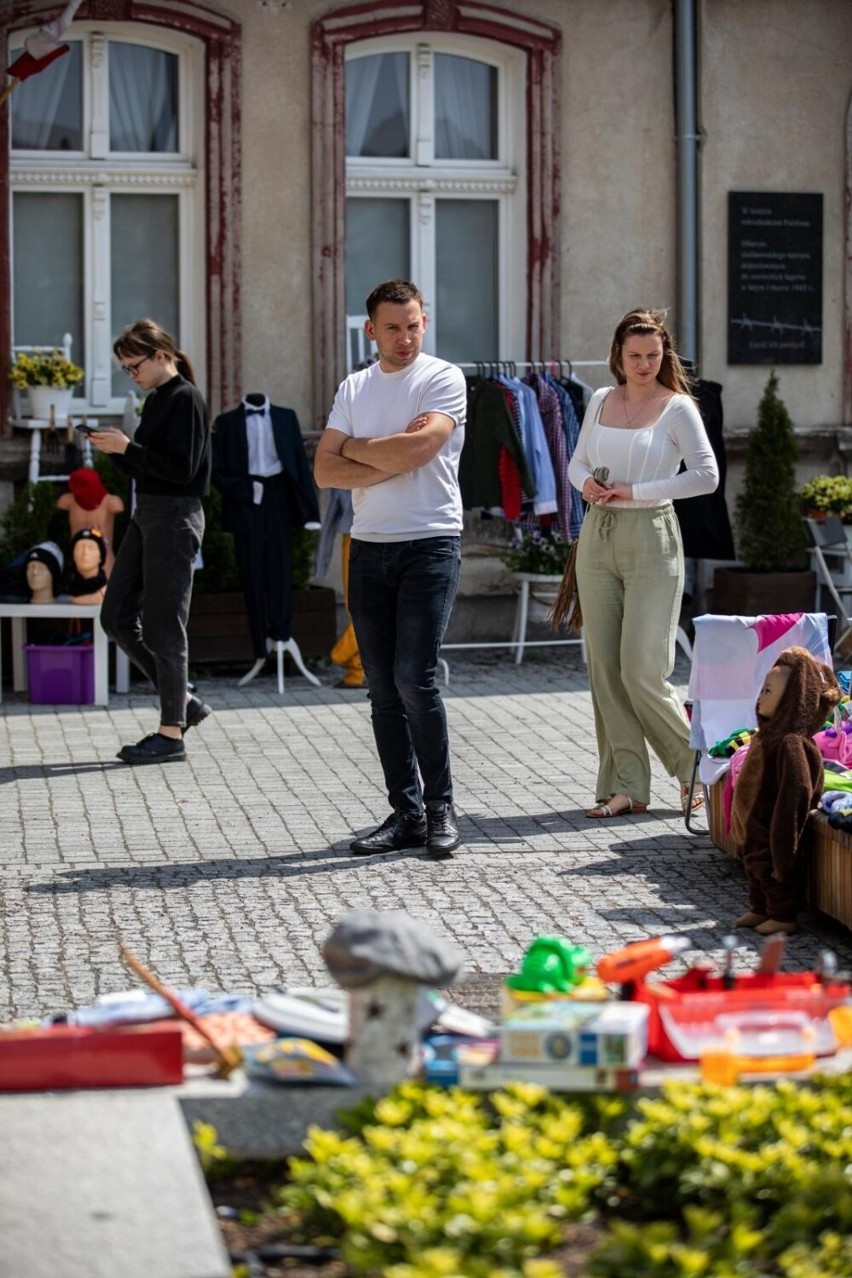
[800,474,852,523]
[8,349,84,421]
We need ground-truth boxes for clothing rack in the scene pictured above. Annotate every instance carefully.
[457,360,609,373]
[435,360,604,679]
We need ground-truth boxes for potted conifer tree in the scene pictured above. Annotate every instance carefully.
[713,371,815,615]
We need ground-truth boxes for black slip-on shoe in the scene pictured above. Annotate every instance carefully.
[183,695,212,734]
[425,801,461,859]
[349,810,428,855]
[117,733,187,765]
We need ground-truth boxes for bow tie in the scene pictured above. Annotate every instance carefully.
[245,407,266,415]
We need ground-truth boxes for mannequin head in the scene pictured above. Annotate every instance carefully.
[25,541,63,603]
[26,558,53,601]
[755,645,841,736]
[72,527,107,579]
[69,527,108,603]
[68,467,108,512]
[756,666,792,721]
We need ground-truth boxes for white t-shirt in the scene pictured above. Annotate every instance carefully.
[327,353,466,540]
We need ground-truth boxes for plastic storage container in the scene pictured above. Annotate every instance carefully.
[24,644,94,705]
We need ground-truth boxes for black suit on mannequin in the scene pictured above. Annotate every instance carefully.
[212,397,320,660]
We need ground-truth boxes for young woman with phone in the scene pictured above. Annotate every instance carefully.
[90,318,211,764]
[567,309,718,819]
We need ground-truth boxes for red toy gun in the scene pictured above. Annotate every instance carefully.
[597,935,690,985]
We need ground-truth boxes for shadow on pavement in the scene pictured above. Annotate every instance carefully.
[21,846,463,892]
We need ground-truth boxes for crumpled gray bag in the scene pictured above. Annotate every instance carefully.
[322,909,465,989]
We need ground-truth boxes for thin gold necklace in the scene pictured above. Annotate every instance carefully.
[622,387,660,428]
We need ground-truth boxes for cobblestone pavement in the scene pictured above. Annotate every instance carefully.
[2,648,851,1023]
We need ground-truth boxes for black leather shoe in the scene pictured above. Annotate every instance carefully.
[349,810,427,855]
[425,801,461,858]
[183,695,212,734]
[117,733,187,765]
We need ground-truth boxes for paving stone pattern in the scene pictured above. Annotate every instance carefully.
[2,649,851,1024]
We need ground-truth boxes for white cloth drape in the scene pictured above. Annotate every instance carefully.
[10,48,76,149]
[435,54,494,160]
[109,42,176,152]
[346,52,408,157]
[687,611,832,783]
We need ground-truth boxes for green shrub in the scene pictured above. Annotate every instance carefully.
[278,1082,621,1276]
[590,1074,852,1277]
[0,480,66,564]
[204,1075,852,1278]
[735,371,808,571]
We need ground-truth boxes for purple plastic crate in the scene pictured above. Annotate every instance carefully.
[24,644,94,705]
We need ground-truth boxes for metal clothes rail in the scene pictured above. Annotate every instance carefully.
[457,360,609,374]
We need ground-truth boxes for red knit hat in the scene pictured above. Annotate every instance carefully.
[68,467,108,511]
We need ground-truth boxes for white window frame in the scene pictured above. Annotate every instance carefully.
[344,33,526,363]
[9,24,205,414]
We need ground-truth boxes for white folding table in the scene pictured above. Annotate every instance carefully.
[0,600,129,706]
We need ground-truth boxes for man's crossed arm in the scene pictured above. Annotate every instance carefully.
[314,412,455,490]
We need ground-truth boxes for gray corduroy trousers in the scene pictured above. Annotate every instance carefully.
[101,493,204,728]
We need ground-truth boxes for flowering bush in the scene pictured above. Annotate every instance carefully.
[500,528,572,575]
[8,349,84,389]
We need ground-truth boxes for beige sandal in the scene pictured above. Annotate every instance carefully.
[586,794,649,820]
[681,783,705,814]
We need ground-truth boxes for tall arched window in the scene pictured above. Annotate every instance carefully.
[311,1,561,426]
[344,35,525,368]
[8,24,205,410]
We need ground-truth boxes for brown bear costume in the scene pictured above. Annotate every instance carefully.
[730,646,840,935]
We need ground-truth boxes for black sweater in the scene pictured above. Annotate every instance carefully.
[116,375,211,497]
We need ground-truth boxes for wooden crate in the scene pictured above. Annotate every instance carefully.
[709,773,852,931]
[808,813,852,932]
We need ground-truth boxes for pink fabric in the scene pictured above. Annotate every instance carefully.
[812,722,852,766]
[750,613,804,653]
[722,743,752,834]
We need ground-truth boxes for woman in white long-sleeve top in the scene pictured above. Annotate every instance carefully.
[567,309,719,819]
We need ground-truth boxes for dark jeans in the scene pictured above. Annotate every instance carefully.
[100,494,204,727]
[347,536,461,814]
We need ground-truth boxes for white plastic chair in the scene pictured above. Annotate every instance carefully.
[803,517,852,657]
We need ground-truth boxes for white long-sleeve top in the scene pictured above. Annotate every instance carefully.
[567,387,719,508]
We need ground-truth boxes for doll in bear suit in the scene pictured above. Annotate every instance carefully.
[212,395,320,663]
[730,645,840,936]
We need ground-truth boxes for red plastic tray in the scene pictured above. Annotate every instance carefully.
[633,969,850,1063]
[0,1022,184,1091]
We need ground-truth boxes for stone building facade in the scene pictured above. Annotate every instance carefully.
[1,0,851,542]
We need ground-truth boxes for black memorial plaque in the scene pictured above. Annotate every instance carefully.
[728,192,822,364]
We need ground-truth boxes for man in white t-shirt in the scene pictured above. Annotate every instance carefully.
[315,279,466,859]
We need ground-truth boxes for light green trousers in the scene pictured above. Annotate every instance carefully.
[577,502,693,805]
